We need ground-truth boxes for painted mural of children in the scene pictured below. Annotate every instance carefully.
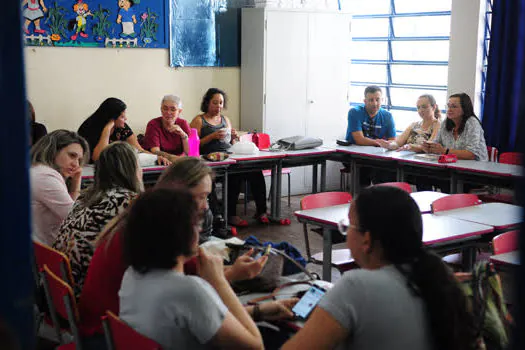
[22,0,48,35]
[116,0,139,38]
[70,0,92,41]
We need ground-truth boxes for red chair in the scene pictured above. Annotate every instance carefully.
[102,311,162,350]
[487,146,499,162]
[499,152,522,165]
[300,192,355,272]
[479,152,522,204]
[41,265,82,349]
[374,182,412,193]
[493,230,519,255]
[34,241,74,287]
[430,193,481,213]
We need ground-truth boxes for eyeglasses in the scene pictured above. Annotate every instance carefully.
[337,219,362,236]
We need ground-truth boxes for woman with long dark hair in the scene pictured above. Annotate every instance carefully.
[78,97,170,164]
[423,92,488,161]
[283,186,478,350]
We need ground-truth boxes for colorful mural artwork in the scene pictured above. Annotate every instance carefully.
[22,0,168,48]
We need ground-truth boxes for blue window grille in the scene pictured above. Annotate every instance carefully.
[346,0,452,132]
[480,0,493,118]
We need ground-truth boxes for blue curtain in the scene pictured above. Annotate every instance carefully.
[482,0,525,152]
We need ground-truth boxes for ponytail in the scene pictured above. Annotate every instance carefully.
[434,105,442,121]
[403,251,478,350]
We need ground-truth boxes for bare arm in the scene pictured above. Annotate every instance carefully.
[190,115,224,145]
[150,147,179,162]
[351,131,381,146]
[92,121,114,161]
[428,120,441,141]
[424,142,476,160]
[395,123,415,146]
[282,307,348,350]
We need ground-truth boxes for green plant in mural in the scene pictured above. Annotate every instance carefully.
[92,4,111,41]
[45,1,67,41]
[139,8,159,44]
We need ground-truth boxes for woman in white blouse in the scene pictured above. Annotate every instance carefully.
[30,130,89,245]
[423,93,488,161]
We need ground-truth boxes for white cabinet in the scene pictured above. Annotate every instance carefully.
[241,8,351,194]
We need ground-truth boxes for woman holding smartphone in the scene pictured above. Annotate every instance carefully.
[282,186,478,350]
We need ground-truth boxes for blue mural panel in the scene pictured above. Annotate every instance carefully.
[22,0,169,48]
[170,0,251,67]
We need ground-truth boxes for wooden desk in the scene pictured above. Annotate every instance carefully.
[490,251,520,266]
[434,203,523,230]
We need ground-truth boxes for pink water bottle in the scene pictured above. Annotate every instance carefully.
[188,128,200,157]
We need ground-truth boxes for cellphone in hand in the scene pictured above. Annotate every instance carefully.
[253,245,271,260]
[292,285,327,320]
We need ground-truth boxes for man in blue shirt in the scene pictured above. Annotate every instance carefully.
[345,86,396,187]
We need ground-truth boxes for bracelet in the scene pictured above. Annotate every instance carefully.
[252,304,262,322]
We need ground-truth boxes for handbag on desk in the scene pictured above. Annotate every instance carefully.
[270,136,323,151]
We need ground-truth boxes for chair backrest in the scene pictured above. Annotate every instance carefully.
[41,265,81,348]
[374,182,412,193]
[493,230,519,255]
[301,191,352,210]
[431,193,481,213]
[499,152,522,165]
[33,241,74,287]
[102,311,162,350]
[487,146,499,162]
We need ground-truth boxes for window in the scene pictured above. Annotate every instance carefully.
[344,0,452,132]
[480,0,493,118]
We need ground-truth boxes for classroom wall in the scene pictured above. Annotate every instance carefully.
[24,47,241,133]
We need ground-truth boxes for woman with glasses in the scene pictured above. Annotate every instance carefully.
[422,93,488,161]
[377,94,441,152]
[283,186,478,350]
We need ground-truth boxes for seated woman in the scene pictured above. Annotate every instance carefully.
[77,97,170,165]
[30,130,89,246]
[119,188,264,349]
[143,95,190,161]
[53,142,143,296]
[283,186,478,350]
[190,88,269,226]
[377,94,441,152]
[28,100,48,145]
[78,158,294,342]
[422,93,488,161]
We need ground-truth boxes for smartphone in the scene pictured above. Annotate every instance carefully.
[253,245,271,260]
[292,285,326,320]
[336,139,351,146]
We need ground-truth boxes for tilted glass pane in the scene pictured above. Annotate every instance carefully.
[391,109,421,132]
[394,0,452,13]
[393,16,451,37]
[391,65,448,86]
[390,88,447,111]
[352,18,390,38]
[351,41,388,60]
[392,40,450,61]
[351,64,388,83]
[343,0,390,15]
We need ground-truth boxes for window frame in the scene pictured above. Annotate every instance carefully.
[349,0,451,131]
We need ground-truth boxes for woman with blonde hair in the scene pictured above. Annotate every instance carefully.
[53,142,143,296]
[377,94,441,152]
[30,130,89,245]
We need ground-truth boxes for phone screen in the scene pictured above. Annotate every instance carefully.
[292,285,326,320]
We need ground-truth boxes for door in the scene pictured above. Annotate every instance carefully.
[306,12,352,190]
[265,11,310,195]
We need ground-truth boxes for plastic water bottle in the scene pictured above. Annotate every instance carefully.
[188,128,200,157]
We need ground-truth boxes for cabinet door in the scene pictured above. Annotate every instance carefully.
[306,13,352,191]
[264,11,309,140]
